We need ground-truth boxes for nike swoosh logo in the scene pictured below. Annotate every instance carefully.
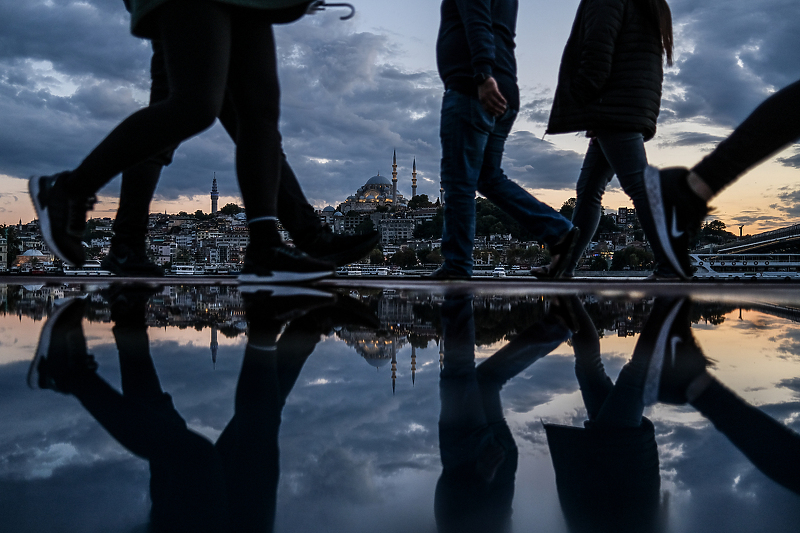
[670,206,684,239]
[670,336,681,366]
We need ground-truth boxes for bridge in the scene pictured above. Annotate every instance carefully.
[715,223,800,253]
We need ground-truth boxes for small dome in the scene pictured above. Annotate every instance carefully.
[22,249,45,257]
[322,206,336,212]
[365,174,391,186]
[334,212,344,217]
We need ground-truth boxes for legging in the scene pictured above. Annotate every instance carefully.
[67,0,281,221]
[693,79,800,195]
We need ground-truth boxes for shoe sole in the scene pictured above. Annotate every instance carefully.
[27,297,83,389]
[644,166,690,280]
[238,270,334,284]
[642,298,686,405]
[29,176,75,267]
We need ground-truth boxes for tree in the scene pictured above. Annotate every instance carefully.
[389,248,419,268]
[560,198,577,220]
[368,248,385,265]
[611,246,654,270]
[413,208,444,239]
[408,194,434,210]
[424,248,444,264]
[354,219,375,235]
[588,256,609,271]
[219,203,245,216]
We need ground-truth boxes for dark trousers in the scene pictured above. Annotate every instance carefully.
[693,79,800,194]
[113,39,321,248]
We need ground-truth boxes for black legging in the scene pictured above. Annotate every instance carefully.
[693,79,800,195]
[67,0,281,221]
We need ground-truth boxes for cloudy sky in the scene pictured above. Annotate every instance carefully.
[0,0,799,233]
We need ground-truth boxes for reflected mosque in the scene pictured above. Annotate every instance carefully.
[336,151,417,214]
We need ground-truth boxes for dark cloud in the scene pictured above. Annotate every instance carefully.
[503,131,587,191]
[656,131,726,149]
[663,0,800,128]
[777,150,800,169]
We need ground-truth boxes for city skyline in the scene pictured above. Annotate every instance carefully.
[0,1,798,234]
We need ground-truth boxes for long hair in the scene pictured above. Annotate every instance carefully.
[638,0,674,66]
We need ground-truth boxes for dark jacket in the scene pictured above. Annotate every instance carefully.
[546,0,664,141]
[436,0,520,111]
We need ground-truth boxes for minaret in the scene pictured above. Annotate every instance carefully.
[211,174,219,215]
[439,179,444,206]
[391,344,397,395]
[210,325,218,368]
[391,150,398,205]
[412,158,417,198]
[411,345,416,386]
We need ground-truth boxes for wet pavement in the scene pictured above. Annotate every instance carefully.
[1,278,799,532]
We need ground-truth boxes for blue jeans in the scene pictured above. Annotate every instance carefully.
[439,89,571,275]
[567,132,673,275]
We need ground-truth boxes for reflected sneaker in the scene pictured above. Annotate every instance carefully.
[641,298,710,405]
[29,172,96,266]
[427,265,470,280]
[644,166,708,279]
[101,242,164,277]
[239,244,335,284]
[27,298,97,393]
[295,225,380,267]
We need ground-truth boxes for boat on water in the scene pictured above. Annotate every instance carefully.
[64,260,112,276]
[169,264,206,276]
[690,253,800,280]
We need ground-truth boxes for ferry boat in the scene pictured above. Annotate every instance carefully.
[169,264,206,276]
[690,253,800,280]
[64,261,112,276]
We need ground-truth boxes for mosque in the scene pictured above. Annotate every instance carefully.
[336,151,417,214]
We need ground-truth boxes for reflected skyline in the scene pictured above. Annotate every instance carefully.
[0,283,798,532]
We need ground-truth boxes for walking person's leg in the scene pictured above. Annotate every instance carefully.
[30,0,233,266]
[224,9,333,282]
[435,90,493,278]
[476,109,577,278]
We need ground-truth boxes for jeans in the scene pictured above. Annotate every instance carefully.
[568,131,672,275]
[693,79,800,195]
[439,89,571,275]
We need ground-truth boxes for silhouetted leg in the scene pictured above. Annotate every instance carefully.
[693,79,800,196]
[691,377,800,494]
[571,300,614,420]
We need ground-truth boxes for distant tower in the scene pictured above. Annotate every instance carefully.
[439,179,444,206]
[391,345,397,395]
[391,150,398,205]
[412,158,417,198]
[211,174,219,215]
[210,325,218,368]
[411,345,417,386]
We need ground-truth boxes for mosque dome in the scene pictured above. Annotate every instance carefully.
[365,174,391,186]
[322,206,336,212]
[334,211,344,217]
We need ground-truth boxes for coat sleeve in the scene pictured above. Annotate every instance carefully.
[453,0,496,77]
[571,0,626,104]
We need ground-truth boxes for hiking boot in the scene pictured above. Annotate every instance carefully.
[102,242,165,277]
[238,244,335,284]
[27,298,97,393]
[29,172,96,266]
[640,298,710,405]
[295,225,380,267]
[644,166,708,280]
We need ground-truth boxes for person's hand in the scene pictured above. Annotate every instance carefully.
[477,76,508,117]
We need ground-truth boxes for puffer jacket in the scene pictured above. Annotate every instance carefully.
[129,0,313,39]
[546,0,664,141]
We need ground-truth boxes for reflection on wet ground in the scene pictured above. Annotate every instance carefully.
[1,281,799,532]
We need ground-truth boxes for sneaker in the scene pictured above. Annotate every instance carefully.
[644,166,708,280]
[238,244,335,284]
[101,242,165,277]
[640,298,710,405]
[29,172,96,267]
[27,298,97,393]
[427,265,470,280]
[295,225,380,267]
